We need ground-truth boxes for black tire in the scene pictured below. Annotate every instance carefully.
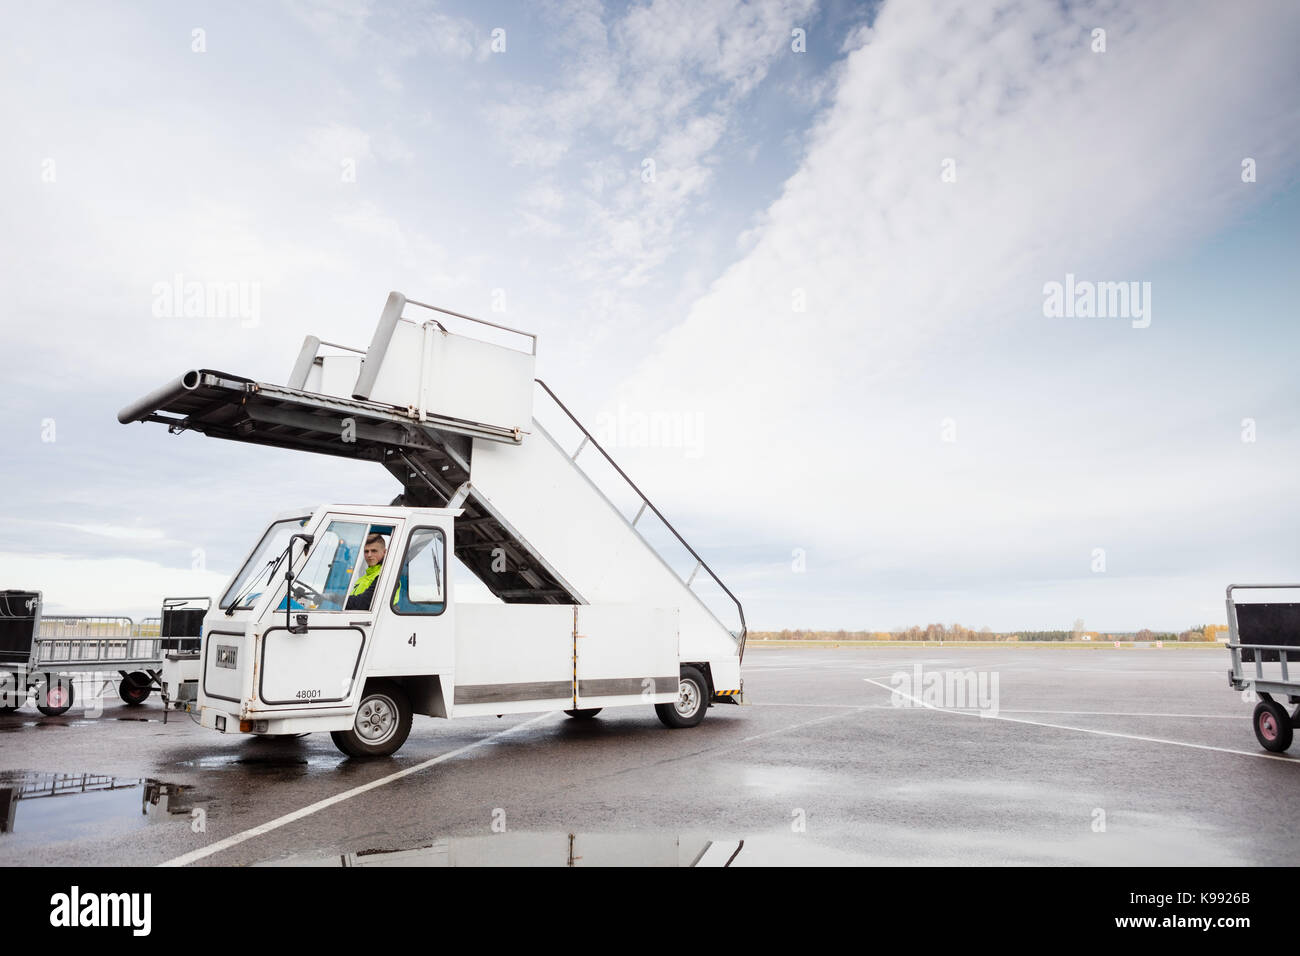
[1253,699,1293,753]
[119,672,152,706]
[655,665,708,729]
[36,676,75,717]
[330,680,412,757]
[564,708,602,719]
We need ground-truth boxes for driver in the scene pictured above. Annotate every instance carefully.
[346,534,387,610]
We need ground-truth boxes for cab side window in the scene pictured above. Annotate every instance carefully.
[391,528,446,615]
[291,521,370,611]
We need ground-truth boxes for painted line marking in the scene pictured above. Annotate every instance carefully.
[753,703,1248,718]
[861,678,1296,763]
[993,709,1249,719]
[158,713,552,867]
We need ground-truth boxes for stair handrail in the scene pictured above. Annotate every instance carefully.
[533,378,747,658]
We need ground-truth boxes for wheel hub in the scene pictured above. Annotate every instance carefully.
[1261,712,1278,740]
[675,679,699,718]
[356,696,396,742]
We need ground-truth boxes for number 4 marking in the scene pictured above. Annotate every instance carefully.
[408,633,417,647]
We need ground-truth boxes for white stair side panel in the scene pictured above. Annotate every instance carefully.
[574,605,679,710]
[468,424,739,667]
[452,603,573,717]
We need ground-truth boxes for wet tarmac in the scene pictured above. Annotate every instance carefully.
[0,646,1292,866]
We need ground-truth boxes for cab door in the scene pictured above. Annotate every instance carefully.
[365,520,455,680]
[257,515,402,707]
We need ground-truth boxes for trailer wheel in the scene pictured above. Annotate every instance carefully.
[330,681,412,758]
[36,676,75,717]
[1253,700,1293,753]
[119,672,153,706]
[564,708,602,719]
[655,665,708,729]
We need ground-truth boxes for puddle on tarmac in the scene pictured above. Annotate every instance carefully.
[177,751,339,771]
[260,831,872,867]
[0,771,196,855]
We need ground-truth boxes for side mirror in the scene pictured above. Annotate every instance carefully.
[284,533,314,633]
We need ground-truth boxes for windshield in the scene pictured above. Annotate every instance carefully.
[286,521,392,612]
[220,516,310,610]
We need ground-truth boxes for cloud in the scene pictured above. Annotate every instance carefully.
[603,0,1300,625]
[0,551,229,619]
[492,0,818,286]
[286,0,483,60]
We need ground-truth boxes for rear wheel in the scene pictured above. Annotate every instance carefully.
[655,666,708,729]
[119,672,152,705]
[36,676,75,717]
[1253,699,1293,753]
[330,681,412,757]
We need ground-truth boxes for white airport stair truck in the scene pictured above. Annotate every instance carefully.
[118,293,746,757]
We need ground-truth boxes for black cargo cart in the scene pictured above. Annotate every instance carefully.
[0,591,207,716]
[1226,583,1300,753]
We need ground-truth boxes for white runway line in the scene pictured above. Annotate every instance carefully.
[993,709,1249,719]
[861,678,1297,763]
[751,702,881,709]
[158,713,552,867]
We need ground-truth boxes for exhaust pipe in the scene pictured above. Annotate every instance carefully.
[116,370,202,424]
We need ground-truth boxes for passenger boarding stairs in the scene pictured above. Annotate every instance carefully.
[118,293,745,668]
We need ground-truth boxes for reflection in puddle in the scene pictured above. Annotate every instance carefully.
[177,752,338,771]
[262,832,870,867]
[0,771,194,849]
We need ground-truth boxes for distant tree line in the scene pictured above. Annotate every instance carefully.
[752,623,1224,642]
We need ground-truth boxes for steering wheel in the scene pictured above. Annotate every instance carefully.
[291,580,327,606]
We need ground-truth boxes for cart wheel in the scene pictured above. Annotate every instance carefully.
[563,708,602,719]
[118,672,153,706]
[329,680,412,758]
[1253,700,1293,753]
[36,677,76,717]
[655,665,709,729]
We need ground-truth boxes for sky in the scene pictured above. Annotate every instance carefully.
[1,0,1297,631]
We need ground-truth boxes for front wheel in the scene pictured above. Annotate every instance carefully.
[36,676,75,717]
[331,681,412,757]
[1254,700,1293,753]
[655,666,708,729]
